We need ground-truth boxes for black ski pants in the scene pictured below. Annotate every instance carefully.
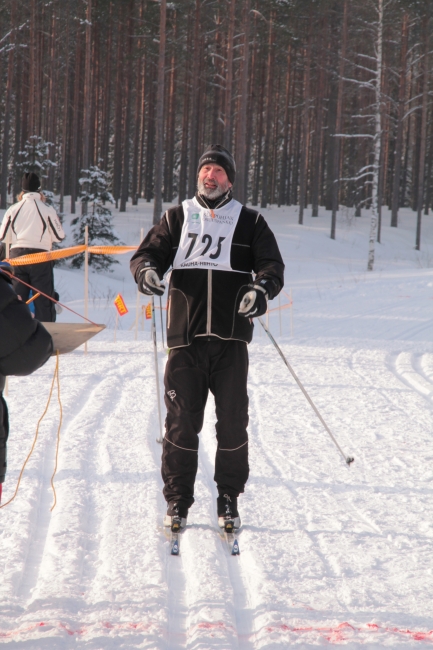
[162,339,249,510]
[10,248,56,322]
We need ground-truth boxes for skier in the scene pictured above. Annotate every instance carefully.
[0,261,53,503]
[0,172,65,322]
[130,145,284,531]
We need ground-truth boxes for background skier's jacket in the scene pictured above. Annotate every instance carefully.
[0,270,53,483]
[130,196,285,348]
[0,192,65,251]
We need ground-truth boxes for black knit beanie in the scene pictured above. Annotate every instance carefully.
[197,145,236,185]
[22,172,41,192]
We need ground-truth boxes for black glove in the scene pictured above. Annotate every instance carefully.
[238,284,267,318]
[137,268,165,296]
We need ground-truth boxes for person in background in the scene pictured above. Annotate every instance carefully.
[0,261,53,503]
[0,172,65,322]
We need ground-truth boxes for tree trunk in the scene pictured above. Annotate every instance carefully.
[152,0,167,223]
[244,17,259,204]
[138,4,147,199]
[261,13,275,209]
[424,116,433,215]
[331,0,348,239]
[178,17,192,203]
[131,4,144,205]
[291,103,302,206]
[223,0,236,150]
[178,69,190,203]
[270,72,281,205]
[164,11,177,203]
[120,0,135,213]
[400,61,413,209]
[390,14,409,227]
[234,0,251,205]
[298,29,312,224]
[28,0,37,137]
[12,52,22,196]
[377,63,389,244]
[415,8,430,251]
[70,29,83,214]
[1,1,16,209]
[36,5,44,138]
[311,23,326,217]
[46,4,58,191]
[101,2,113,170]
[367,0,383,271]
[60,0,71,213]
[187,0,201,197]
[90,13,99,167]
[278,46,291,207]
[211,9,222,144]
[144,69,156,202]
[286,87,296,205]
[113,13,125,206]
[252,59,266,206]
[325,81,337,211]
[197,47,205,162]
[81,0,92,215]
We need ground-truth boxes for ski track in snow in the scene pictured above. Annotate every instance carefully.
[391,352,433,404]
[157,353,188,649]
[0,344,168,648]
[240,343,433,647]
[198,408,257,650]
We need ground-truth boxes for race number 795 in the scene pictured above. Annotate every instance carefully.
[185,232,226,260]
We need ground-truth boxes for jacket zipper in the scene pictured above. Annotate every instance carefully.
[206,270,212,334]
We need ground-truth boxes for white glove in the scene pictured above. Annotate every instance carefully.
[138,269,165,296]
[238,285,267,318]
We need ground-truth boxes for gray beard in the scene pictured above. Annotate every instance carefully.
[197,178,230,200]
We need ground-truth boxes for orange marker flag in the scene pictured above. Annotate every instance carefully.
[145,301,152,320]
[114,293,128,316]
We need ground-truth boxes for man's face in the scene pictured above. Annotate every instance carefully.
[197,164,232,199]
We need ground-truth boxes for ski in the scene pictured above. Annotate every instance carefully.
[224,531,240,555]
[169,516,183,556]
[221,520,240,555]
[170,532,180,555]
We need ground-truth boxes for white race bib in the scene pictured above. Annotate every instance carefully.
[173,197,243,271]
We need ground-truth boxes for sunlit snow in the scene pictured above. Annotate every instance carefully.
[1,200,432,648]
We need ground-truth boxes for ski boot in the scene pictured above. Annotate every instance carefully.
[163,501,188,532]
[217,494,241,532]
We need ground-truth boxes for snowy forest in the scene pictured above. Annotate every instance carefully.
[0,0,431,243]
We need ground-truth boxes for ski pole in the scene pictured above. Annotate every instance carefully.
[159,295,165,349]
[152,296,164,444]
[258,317,354,467]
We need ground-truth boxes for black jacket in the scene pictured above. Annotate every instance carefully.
[130,194,284,348]
[0,269,53,482]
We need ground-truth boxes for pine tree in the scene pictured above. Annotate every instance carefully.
[15,136,57,182]
[71,166,120,271]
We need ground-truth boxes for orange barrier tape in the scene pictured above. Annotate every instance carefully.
[5,245,138,265]
[6,246,87,266]
[88,245,137,254]
[267,302,292,313]
[26,292,41,305]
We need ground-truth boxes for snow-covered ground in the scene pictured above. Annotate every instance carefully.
[1,199,433,648]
